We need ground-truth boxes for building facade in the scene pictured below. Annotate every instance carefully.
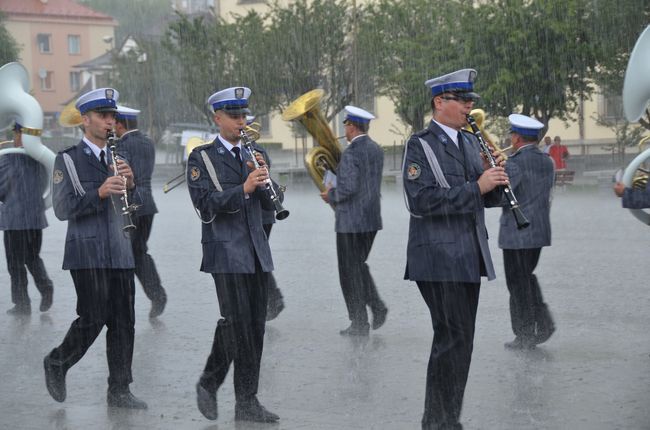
[1,0,117,132]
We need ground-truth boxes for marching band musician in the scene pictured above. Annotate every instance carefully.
[188,87,279,423]
[500,114,556,350]
[0,122,54,315]
[43,88,148,410]
[320,106,388,336]
[115,105,167,319]
[246,115,285,321]
[613,176,650,207]
[402,69,508,429]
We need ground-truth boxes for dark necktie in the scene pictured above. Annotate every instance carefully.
[232,146,243,167]
[100,150,107,168]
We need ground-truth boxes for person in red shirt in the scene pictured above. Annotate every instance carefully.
[548,135,569,170]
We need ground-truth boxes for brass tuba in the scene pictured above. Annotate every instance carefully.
[59,99,83,128]
[463,108,512,158]
[282,89,342,192]
[0,62,56,208]
[620,25,650,225]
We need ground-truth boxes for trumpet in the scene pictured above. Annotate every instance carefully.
[466,114,530,230]
[107,131,138,231]
[239,129,289,220]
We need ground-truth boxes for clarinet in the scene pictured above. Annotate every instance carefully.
[239,129,290,220]
[107,131,137,231]
[466,114,530,230]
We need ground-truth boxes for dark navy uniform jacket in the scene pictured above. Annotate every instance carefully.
[251,143,281,226]
[327,135,383,233]
[622,184,650,208]
[52,141,135,270]
[0,153,48,230]
[186,137,274,274]
[118,130,157,216]
[499,144,554,250]
[403,121,502,283]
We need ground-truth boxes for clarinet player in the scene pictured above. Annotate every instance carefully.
[43,88,147,409]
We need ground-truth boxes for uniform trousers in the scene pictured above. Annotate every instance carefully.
[47,269,135,389]
[3,229,53,306]
[262,224,282,304]
[503,248,548,341]
[199,262,269,402]
[336,231,385,326]
[131,215,166,302]
[417,281,480,428]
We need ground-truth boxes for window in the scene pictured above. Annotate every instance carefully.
[40,71,54,91]
[69,71,81,92]
[258,114,271,136]
[37,34,51,53]
[599,93,624,121]
[68,35,80,55]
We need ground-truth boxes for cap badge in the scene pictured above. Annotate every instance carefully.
[235,88,244,99]
[105,89,114,100]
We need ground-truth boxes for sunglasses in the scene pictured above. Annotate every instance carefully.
[440,93,478,103]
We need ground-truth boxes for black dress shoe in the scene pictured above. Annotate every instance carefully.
[196,382,217,420]
[7,304,31,315]
[372,307,388,330]
[504,337,535,350]
[149,295,167,319]
[40,292,53,312]
[235,397,279,423]
[44,356,66,402]
[339,323,370,336]
[107,389,148,409]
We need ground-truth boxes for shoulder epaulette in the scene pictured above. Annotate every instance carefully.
[60,145,76,154]
[192,142,213,152]
[413,128,431,138]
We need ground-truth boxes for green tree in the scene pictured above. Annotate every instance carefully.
[0,12,20,66]
[359,0,470,133]
[162,13,234,124]
[110,36,199,140]
[464,0,602,130]
[265,0,357,120]
[78,0,173,40]
[590,0,650,129]
[463,0,650,133]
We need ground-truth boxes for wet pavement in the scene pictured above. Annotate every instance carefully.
[1,175,649,429]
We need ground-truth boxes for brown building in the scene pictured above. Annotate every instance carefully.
[1,0,117,130]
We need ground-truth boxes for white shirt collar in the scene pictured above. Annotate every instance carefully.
[218,134,242,159]
[432,119,459,148]
[82,136,107,160]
